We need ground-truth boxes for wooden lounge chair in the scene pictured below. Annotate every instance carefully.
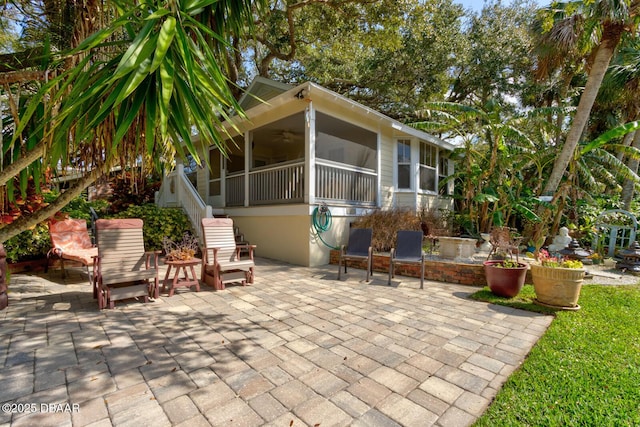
[338,228,373,281]
[388,230,425,289]
[201,218,256,290]
[47,218,98,279]
[93,219,160,309]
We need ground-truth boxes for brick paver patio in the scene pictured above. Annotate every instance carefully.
[0,258,552,426]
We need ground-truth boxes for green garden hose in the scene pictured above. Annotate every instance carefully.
[312,204,340,250]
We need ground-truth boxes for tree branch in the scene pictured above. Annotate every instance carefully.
[0,167,101,243]
[0,141,49,187]
[0,70,47,85]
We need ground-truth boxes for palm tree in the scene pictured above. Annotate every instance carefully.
[411,100,544,235]
[0,0,267,242]
[599,39,640,207]
[539,0,640,197]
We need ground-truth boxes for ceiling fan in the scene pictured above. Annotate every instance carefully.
[270,129,301,143]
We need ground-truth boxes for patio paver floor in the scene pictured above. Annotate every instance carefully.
[0,258,552,426]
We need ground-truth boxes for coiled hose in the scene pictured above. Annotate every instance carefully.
[312,204,340,250]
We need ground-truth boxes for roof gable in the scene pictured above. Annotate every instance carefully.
[238,76,292,110]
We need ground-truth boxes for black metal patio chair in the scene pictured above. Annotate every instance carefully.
[388,230,425,289]
[337,228,373,281]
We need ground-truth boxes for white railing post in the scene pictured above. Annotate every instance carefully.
[244,131,250,207]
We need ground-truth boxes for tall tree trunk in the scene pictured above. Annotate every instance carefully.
[617,130,635,162]
[541,24,624,196]
[621,130,640,209]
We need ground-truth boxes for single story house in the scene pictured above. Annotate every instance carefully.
[157,77,455,267]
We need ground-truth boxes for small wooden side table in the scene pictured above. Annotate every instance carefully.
[163,258,201,297]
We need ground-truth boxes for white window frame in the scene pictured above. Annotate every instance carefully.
[396,139,413,191]
[438,152,452,195]
[418,141,438,193]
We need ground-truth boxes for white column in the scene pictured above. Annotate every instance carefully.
[219,147,227,208]
[244,131,250,207]
[376,132,382,208]
[412,138,419,211]
[176,163,184,203]
[305,103,316,205]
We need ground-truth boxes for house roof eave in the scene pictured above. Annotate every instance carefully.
[211,79,453,152]
[390,123,456,151]
[304,83,453,152]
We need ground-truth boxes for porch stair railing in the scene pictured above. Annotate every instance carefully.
[156,164,212,243]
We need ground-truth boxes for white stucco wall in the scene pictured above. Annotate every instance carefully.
[232,214,310,266]
[226,205,363,267]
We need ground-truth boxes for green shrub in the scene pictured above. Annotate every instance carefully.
[111,204,194,252]
[61,195,110,220]
[351,209,422,252]
[3,193,112,263]
[4,223,51,263]
[3,202,194,262]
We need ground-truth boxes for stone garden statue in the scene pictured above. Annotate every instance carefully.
[548,226,572,253]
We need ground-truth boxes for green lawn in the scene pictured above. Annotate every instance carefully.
[471,284,640,426]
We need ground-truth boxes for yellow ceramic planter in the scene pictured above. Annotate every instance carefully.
[531,264,585,309]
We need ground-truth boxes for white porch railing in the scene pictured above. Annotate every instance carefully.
[223,159,377,206]
[315,160,376,205]
[156,164,212,243]
[249,160,305,205]
[225,174,244,207]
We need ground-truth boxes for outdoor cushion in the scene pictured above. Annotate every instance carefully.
[47,218,98,278]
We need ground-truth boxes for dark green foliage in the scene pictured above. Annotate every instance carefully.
[351,209,421,252]
[3,188,194,262]
[112,204,194,253]
[3,223,51,263]
[107,173,161,214]
[4,201,194,262]
[56,193,110,220]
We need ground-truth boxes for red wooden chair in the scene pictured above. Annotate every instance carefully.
[201,218,256,290]
[93,219,160,309]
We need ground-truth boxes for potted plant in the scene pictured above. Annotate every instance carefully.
[483,254,528,298]
[162,233,198,261]
[531,249,585,310]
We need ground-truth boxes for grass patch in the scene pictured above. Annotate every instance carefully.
[469,284,558,315]
[471,284,640,426]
